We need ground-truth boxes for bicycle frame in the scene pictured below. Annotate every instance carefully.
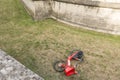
[61,51,79,76]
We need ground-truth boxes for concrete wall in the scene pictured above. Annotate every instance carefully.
[21,0,51,20]
[21,0,120,35]
[21,0,35,16]
[34,1,51,20]
[53,0,120,9]
[51,1,120,34]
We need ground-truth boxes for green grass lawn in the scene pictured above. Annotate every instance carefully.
[0,0,120,80]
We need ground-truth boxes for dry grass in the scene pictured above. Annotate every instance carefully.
[0,0,120,80]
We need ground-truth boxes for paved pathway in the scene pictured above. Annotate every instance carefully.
[0,49,44,80]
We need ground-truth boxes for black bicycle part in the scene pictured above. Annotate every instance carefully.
[69,50,84,62]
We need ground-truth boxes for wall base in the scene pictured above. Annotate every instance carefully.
[21,0,120,35]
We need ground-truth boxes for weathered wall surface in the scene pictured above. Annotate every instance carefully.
[51,1,120,34]
[21,0,35,16]
[53,0,120,9]
[34,1,51,20]
[21,0,51,20]
[21,0,120,35]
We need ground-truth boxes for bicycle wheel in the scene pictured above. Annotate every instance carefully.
[53,60,65,72]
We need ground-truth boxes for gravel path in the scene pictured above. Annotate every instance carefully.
[0,49,44,80]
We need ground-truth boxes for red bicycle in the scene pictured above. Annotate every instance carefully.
[53,50,84,76]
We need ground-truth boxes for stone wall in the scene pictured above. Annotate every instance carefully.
[34,1,51,20]
[21,0,51,20]
[0,49,44,80]
[51,1,120,34]
[53,0,120,9]
[21,0,120,35]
